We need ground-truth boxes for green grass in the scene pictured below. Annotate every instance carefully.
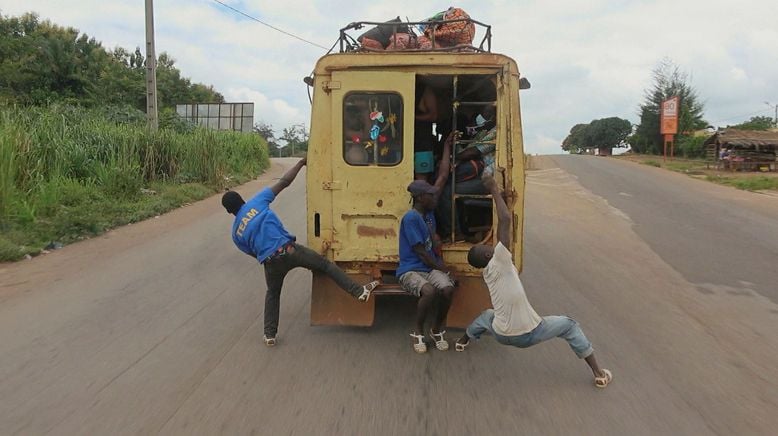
[664,161,698,172]
[642,160,661,167]
[706,175,778,191]
[0,104,269,261]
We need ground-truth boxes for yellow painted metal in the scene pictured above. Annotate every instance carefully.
[306,52,526,326]
[328,71,415,263]
[310,272,375,326]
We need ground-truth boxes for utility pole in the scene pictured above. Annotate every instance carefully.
[767,102,778,128]
[145,0,159,130]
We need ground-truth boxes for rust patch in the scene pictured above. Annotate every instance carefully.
[356,225,396,238]
[376,199,383,207]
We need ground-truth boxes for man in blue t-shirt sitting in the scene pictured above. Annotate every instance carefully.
[397,179,457,354]
[222,157,379,347]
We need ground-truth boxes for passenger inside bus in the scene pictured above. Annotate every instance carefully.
[437,105,496,241]
[414,76,455,179]
[414,83,438,179]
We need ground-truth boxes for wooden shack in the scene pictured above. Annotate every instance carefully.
[705,129,778,171]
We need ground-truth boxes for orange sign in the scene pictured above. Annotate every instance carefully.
[660,96,679,135]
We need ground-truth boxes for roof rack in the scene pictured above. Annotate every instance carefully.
[337,18,492,54]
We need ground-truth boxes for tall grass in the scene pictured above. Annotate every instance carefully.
[0,104,269,260]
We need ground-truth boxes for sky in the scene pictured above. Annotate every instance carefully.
[2,0,777,154]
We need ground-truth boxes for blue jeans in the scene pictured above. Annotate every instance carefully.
[465,309,594,358]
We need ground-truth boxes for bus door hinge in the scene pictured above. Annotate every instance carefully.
[322,181,342,190]
[322,81,341,93]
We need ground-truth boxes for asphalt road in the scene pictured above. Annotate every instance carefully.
[1,156,777,435]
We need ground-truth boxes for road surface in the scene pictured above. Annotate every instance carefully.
[1,156,777,435]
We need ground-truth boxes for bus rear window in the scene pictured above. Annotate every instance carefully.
[343,93,403,166]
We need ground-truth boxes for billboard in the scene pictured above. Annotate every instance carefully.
[176,102,254,133]
[660,96,679,135]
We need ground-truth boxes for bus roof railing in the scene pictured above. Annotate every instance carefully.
[337,18,492,54]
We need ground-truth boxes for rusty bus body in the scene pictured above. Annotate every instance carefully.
[305,48,527,327]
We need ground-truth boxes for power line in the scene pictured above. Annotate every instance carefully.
[210,0,329,50]
[709,107,773,125]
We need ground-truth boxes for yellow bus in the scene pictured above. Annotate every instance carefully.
[305,19,529,327]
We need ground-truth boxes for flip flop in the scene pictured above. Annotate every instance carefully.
[595,369,612,388]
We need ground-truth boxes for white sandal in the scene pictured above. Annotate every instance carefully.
[429,330,449,351]
[358,280,380,302]
[594,369,612,388]
[455,340,469,352]
[263,335,276,347]
[410,333,427,354]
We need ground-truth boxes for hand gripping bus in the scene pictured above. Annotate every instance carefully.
[304,18,530,327]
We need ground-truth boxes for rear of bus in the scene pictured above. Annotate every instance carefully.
[305,49,526,327]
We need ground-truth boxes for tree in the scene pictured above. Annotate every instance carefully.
[728,116,774,131]
[0,11,223,111]
[254,121,281,156]
[561,117,631,153]
[629,59,707,154]
[280,124,309,157]
[561,123,589,153]
[586,117,632,149]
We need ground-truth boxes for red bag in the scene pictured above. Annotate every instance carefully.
[386,33,413,50]
[359,37,384,51]
[425,8,475,46]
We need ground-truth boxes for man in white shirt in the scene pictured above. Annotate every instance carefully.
[455,175,613,388]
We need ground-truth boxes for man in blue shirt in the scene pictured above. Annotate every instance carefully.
[397,179,456,354]
[222,157,379,347]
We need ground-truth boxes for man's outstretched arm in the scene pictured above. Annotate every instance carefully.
[482,174,511,247]
[270,156,307,196]
[432,130,457,203]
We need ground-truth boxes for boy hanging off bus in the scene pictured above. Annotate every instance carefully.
[222,157,379,347]
[455,174,613,388]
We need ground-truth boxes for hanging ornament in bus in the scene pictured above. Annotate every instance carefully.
[369,111,384,122]
[382,113,397,138]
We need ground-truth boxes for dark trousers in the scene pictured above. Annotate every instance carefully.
[436,178,488,237]
[262,243,361,337]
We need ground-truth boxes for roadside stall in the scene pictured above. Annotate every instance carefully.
[705,129,778,172]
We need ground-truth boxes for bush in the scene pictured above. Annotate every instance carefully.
[0,235,22,261]
[676,135,707,159]
[0,103,270,260]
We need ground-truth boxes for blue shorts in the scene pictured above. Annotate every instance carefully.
[414,151,434,174]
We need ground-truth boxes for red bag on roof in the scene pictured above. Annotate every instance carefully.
[424,7,476,46]
[360,37,385,51]
[386,33,414,50]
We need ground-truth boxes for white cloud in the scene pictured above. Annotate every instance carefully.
[2,0,778,152]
